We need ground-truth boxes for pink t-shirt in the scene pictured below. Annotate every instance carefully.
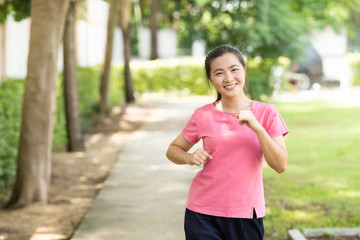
[182,101,289,218]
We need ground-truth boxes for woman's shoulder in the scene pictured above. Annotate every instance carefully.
[253,100,276,110]
[194,103,214,113]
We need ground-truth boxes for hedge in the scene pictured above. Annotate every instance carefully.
[0,79,24,197]
[347,53,360,86]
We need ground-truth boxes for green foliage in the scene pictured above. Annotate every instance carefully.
[138,0,178,29]
[130,58,210,96]
[246,57,275,100]
[108,65,125,107]
[173,0,360,62]
[263,101,360,239]
[76,66,102,129]
[352,62,360,86]
[0,79,24,199]
[53,77,68,151]
[347,52,360,86]
[0,0,31,23]
[177,0,307,60]
[291,0,360,38]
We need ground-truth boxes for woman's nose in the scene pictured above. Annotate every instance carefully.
[223,71,233,81]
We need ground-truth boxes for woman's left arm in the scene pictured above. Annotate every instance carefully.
[237,110,288,174]
[255,131,288,174]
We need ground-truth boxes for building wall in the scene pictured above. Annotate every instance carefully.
[138,27,177,60]
[309,26,351,89]
[1,0,181,80]
[5,16,30,79]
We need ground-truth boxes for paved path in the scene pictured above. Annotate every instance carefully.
[71,96,212,240]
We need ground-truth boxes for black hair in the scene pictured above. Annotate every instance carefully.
[204,45,246,102]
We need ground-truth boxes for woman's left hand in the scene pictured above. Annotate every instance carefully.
[236,110,264,133]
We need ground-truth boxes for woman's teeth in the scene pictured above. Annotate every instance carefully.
[224,83,237,89]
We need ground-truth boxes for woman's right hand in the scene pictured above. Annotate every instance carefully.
[186,148,212,166]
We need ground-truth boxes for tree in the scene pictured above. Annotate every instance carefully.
[6,0,69,208]
[63,0,84,152]
[99,0,119,115]
[150,0,158,60]
[177,0,306,59]
[119,0,135,103]
[176,0,360,60]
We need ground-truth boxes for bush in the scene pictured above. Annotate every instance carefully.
[130,58,211,96]
[0,79,24,199]
[347,53,360,86]
[246,57,278,100]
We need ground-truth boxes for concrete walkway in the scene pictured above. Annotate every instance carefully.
[71,96,212,240]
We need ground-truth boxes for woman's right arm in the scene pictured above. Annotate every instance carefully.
[166,133,212,166]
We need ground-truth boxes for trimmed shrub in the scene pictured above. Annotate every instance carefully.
[130,58,210,96]
[0,79,24,199]
[347,53,360,86]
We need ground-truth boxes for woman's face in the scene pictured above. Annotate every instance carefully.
[209,53,246,99]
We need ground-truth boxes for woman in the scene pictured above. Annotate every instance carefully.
[166,45,289,240]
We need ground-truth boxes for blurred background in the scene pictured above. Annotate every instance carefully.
[0,0,360,239]
[1,0,360,94]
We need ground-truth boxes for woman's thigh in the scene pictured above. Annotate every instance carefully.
[224,216,264,240]
[184,209,223,240]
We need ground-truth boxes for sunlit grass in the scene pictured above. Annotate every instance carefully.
[263,101,360,239]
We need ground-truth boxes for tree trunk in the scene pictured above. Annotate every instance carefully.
[99,0,119,116]
[123,23,135,103]
[119,0,135,103]
[150,0,158,60]
[5,0,69,209]
[63,0,84,152]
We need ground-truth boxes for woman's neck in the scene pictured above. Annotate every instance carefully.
[216,95,253,113]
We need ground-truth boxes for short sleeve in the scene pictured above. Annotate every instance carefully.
[182,110,200,144]
[265,104,289,138]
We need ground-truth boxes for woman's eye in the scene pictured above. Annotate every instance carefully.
[232,68,239,72]
[215,72,223,76]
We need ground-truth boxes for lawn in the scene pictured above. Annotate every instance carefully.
[263,101,360,239]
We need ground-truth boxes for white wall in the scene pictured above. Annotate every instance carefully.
[5,16,30,78]
[0,24,5,81]
[138,28,177,59]
[2,0,113,78]
[158,28,177,59]
[112,27,124,63]
[309,26,350,88]
[192,40,206,58]
[77,0,109,67]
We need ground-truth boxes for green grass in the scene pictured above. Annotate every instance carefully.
[263,101,360,239]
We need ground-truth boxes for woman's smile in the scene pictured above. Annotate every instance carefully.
[224,83,238,90]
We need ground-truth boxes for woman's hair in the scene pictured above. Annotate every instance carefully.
[204,45,246,102]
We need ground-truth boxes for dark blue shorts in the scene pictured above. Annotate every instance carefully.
[184,208,264,240]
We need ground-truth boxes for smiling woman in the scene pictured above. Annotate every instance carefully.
[166,45,289,240]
